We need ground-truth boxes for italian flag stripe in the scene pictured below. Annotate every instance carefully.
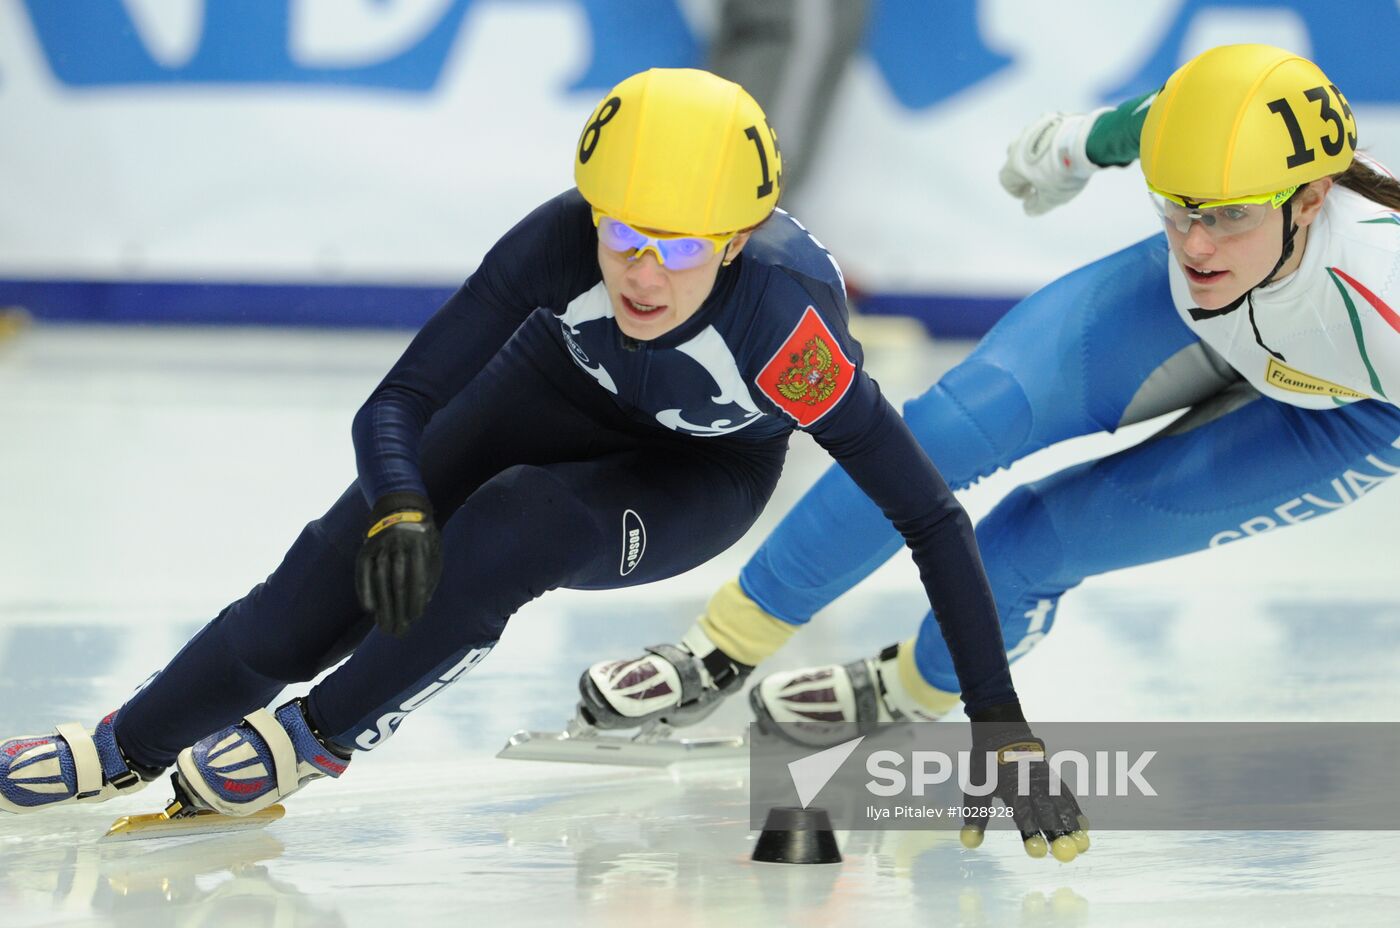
[1327,267,1386,398]
[1330,266,1400,333]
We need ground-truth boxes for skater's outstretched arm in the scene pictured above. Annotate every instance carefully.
[802,376,1013,712]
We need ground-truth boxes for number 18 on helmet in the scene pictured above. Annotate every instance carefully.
[574,68,782,238]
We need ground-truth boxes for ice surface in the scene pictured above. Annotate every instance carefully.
[2,323,1398,927]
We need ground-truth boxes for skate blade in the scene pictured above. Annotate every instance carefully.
[497,729,747,767]
[102,804,285,843]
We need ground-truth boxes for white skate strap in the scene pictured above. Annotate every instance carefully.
[54,722,102,798]
[242,709,298,799]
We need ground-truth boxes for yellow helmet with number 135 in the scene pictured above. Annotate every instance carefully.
[1141,44,1357,204]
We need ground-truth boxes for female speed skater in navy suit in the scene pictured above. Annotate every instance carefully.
[0,68,1086,860]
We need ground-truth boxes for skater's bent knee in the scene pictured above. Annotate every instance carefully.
[481,466,597,520]
[306,484,373,557]
[903,362,1034,473]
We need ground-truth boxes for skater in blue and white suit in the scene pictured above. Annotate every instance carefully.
[588,45,1400,792]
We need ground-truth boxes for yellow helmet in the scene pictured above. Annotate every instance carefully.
[1141,44,1357,203]
[573,68,781,235]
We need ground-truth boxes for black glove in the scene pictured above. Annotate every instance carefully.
[355,492,442,638]
[959,702,1089,862]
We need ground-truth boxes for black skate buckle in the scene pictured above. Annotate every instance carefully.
[709,661,741,691]
[107,769,141,791]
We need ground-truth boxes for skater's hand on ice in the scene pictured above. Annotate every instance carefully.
[356,492,443,638]
[959,704,1089,863]
[999,111,1099,216]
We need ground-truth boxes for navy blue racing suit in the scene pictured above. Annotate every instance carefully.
[114,190,1017,760]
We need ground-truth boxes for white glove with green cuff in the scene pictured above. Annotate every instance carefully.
[998,109,1110,216]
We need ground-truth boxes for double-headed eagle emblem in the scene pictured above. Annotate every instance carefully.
[775,335,841,405]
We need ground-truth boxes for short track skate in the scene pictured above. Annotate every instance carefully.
[497,711,746,767]
[102,774,285,843]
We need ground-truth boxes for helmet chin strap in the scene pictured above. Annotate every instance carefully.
[1257,196,1300,290]
[1242,194,1301,362]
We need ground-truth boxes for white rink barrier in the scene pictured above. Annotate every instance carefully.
[2,0,1397,333]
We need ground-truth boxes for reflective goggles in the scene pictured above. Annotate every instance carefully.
[593,210,735,270]
[1147,182,1298,238]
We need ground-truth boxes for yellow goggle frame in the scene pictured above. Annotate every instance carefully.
[1145,181,1300,211]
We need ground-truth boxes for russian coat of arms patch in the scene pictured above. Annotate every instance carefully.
[757,306,855,426]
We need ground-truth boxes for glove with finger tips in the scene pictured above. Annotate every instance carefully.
[998,110,1104,216]
[355,492,443,638]
[959,702,1088,863]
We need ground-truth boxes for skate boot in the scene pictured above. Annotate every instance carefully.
[0,711,157,813]
[578,623,753,731]
[750,640,962,747]
[174,698,350,817]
